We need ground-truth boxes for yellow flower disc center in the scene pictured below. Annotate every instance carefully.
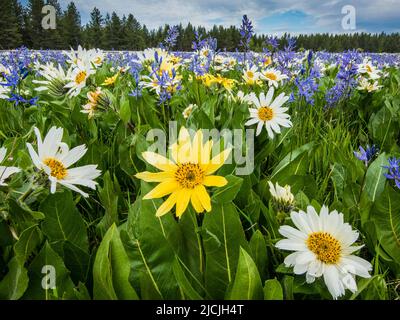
[307,232,341,264]
[175,163,204,189]
[247,71,254,78]
[265,72,277,80]
[44,158,67,180]
[94,57,102,64]
[75,71,87,84]
[366,65,372,73]
[258,106,274,121]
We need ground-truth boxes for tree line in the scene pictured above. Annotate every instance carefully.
[1,0,400,52]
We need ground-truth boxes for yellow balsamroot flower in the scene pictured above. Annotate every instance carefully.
[102,73,118,86]
[135,128,231,217]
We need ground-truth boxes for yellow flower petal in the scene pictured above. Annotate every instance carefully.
[142,151,177,172]
[195,185,211,212]
[156,191,179,217]
[143,180,179,199]
[135,171,174,182]
[191,191,204,213]
[176,189,192,217]
[204,148,232,174]
[203,175,228,187]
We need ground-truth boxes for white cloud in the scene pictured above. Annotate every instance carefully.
[57,0,400,34]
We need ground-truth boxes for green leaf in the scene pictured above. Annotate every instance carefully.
[371,185,400,266]
[14,225,43,261]
[172,257,204,300]
[123,181,183,299]
[350,275,388,300]
[211,175,243,203]
[93,224,139,300]
[97,171,120,236]
[40,190,88,253]
[249,230,268,280]
[120,96,131,124]
[283,275,294,300]
[203,203,248,299]
[0,257,29,300]
[23,242,75,299]
[271,142,315,179]
[363,153,388,202]
[226,247,263,300]
[264,279,283,300]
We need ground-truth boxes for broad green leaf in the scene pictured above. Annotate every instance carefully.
[211,175,243,203]
[123,181,183,299]
[93,224,138,300]
[172,257,204,300]
[23,242,75,299]
[97,171,120,236]
[203,203,248,299]
[40,190,88,253]
[226,247,263,300]
[249,230,268,280]
[264,279,283,300]
[120,96,131,124]
[0,257,28,300]
[363,152,388,202]
[371,185,400,266]
[14,225,43,261]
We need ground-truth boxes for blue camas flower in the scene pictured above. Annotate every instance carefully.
[354,145,378,166]
[383,157,400,189]
[239,15,254,54]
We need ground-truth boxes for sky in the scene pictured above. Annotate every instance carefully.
[20,0,400,35]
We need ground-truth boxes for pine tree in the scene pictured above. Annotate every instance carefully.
[104,12,122,50]
[0,0,23,49]
[61,2,81,48]
[86,7,103,48]
[123,14,145,50]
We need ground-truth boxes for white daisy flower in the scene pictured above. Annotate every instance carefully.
[276,205,372,299]
[26,126,101,197]
[33,62,72,96]
[245,87,292,138]
[268,181,294,207]
[357,58,381,80]
[64,61,93,97]
[0,147,21,186]
[357,77,382,92]
[262,68,288,88]
[242,64,262,85]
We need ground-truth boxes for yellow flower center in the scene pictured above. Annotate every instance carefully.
[306,232,341,264]
[265,72,277,80]
[258,106,274,121]
[44,158,67,180]
[75,71,87,84]
[366,65,372,73]
[247,71,254,78]
[94,57,102,64]
[175,163,204,189]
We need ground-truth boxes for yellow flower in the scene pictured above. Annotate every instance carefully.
[102,73,118,86]
[135,128,231,217]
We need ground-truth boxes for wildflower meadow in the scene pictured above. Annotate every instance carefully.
[0,12,399,302]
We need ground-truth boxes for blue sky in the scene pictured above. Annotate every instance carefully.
[20,0,400,35]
